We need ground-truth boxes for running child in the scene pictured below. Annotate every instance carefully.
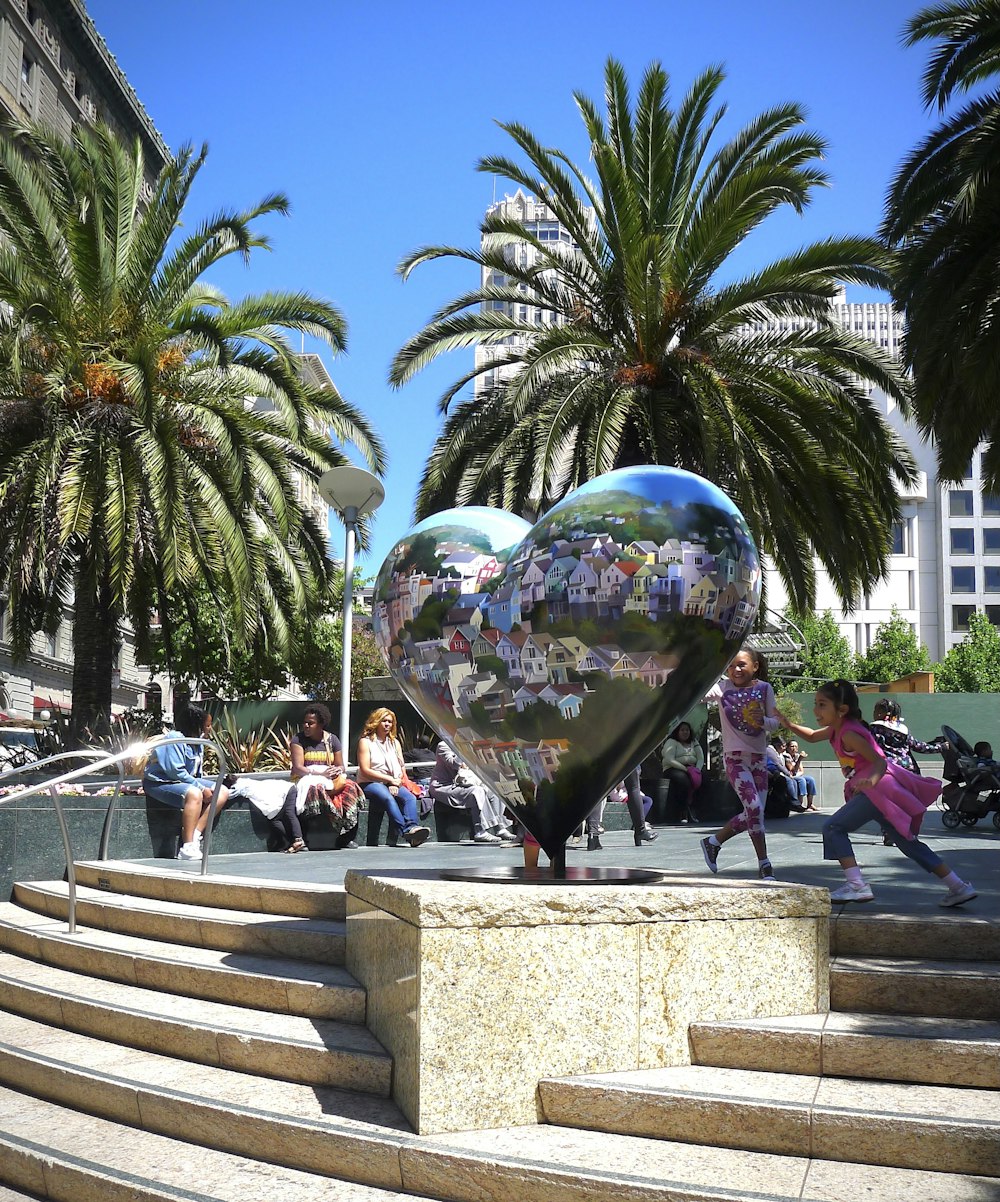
[701,647,779,881]
[779,679,976,906]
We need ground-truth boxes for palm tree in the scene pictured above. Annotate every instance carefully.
[390,60,916,612]
[0,121,385,742]
[884,0,1000,485]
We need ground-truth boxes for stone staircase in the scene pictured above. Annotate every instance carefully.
[0,862,996,1201]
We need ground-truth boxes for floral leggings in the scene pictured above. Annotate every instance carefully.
[724,751,767,837]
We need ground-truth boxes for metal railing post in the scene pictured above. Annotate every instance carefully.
[0,734,227,931]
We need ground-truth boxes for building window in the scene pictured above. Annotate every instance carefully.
[45,632,57,658]
[949,490,974,517]
[963,458,975,481]
[987,606,1000,626]
[984,493,1000,517]
[987,567,1000,592]
[951,566,976,593]
[20,54,32,87]
[951,528,975,554]
[985,528,1000,553]
[891,520,907,555]
[952,604,975,632]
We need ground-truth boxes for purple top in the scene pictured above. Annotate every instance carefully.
[706,678,779,755]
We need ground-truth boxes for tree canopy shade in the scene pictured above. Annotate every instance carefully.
[884,0,1000,487]
[0,121,385,742]
[390,59,917,613]
[934,610,1000,691]
[789,609,857,684]
[853,607,931,685]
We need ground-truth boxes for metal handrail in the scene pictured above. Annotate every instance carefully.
[0,749,118,934]
[0,734,227,932]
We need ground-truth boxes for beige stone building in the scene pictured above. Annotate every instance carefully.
[0,0,166,721]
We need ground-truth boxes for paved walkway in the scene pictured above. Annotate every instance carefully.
[138,806,999,921]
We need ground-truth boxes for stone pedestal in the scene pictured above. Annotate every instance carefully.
[344,869,829,1135]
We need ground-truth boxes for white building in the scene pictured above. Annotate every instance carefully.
[470,194,996,667]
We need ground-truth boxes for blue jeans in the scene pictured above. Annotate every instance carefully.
[362,782,419,833]
[793,775,817,799]
[822,792,943,873]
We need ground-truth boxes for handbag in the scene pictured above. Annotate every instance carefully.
[401,766,424,797]
[686,766,703,791]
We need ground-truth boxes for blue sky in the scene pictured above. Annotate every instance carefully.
[89,0,931,575]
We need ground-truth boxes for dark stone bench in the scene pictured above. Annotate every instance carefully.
[432,801,475,843]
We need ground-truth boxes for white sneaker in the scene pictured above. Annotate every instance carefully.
[829,881,874,903]
[473,831,502,844]
[496,828,519,842]
[940,881,977,908]
[176,841,201,860]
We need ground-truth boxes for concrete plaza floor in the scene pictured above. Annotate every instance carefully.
[145,806,1000,921]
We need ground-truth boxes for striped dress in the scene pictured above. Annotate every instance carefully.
[290,731,362,836]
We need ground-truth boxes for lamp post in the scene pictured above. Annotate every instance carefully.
[318,467,385,767]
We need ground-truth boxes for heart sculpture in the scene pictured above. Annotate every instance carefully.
[373,469,761,861]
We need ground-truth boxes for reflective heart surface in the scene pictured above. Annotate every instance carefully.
[374,471,761,859]
[372,507,532,738]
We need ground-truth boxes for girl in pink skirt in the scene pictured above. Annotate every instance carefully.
[780,679,975,907]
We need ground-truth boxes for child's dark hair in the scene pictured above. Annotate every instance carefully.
[817,679,864,722]
[974,741,993,759]
[738,645,769,682]
[873,697,901,720]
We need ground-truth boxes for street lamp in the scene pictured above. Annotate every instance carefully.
[318,467,385,767]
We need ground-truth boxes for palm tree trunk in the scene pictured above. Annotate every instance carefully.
[69,569,116,746]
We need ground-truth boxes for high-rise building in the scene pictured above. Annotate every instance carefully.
[247,352,335,544]
[474,189,591,398]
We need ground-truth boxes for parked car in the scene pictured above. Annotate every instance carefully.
[0,723,42,772]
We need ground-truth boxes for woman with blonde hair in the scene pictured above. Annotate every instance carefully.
[357,708,431,847]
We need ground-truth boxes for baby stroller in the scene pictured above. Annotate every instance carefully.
[939,725,1000,830]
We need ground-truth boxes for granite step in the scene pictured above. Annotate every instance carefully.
[689,1011,1000,1088]
[0,1084,431,1202]
[74,859,347,921]
[537,1064,1000,1176]
[2,1080,996,1202]
[0,1009,410,1190]
[0,949,390,1094]
[419,1116,1000,1202]
[12,880,346,963]
[0,902,364,1021]
[831,954,1000,1019]
[831,913,1000,961]
[0,1187,44,1201]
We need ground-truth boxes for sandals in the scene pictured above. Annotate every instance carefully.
[284,839,308,854]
